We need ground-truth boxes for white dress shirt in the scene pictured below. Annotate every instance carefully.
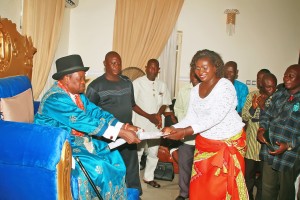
[133,75,172,131]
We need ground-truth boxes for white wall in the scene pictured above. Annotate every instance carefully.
[0,0,22,32]
[2,0,300,91]
[67,0,300,89]
[68,0,116,78]
[177,0,300,88]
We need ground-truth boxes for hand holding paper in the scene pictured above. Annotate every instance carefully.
[108,129,163,149]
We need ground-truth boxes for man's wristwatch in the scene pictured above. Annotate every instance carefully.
[287,142,293,151]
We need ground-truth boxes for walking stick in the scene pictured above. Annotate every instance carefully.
[75,156,103,200]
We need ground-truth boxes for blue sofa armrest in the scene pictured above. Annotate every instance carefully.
[0,120,73,199]
[0,120,69,170]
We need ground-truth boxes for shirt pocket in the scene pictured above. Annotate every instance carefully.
[156,92,163,105]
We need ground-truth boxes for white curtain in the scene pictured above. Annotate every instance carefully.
[22,0,65,99]
[158,27,177,99]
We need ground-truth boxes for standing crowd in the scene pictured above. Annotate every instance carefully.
[34,49,300,200]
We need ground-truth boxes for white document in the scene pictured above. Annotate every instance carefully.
[137,130,163,140]
[108,130,163,150]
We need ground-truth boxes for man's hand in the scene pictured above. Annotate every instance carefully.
[257,94,268,110]
[155,114,162,129]
[118,129,141,144]
[257,128,266,143]
[252,94,258,109]
[124,124,139,132]
[269,141,289,155]
[148,114,160,127]
[148,113,162,129]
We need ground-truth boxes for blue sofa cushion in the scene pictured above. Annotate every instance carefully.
[0,164,58,199]
[0,120,69,171]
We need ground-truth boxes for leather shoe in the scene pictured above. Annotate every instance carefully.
[143,180,161,188]
[175,195,186,200]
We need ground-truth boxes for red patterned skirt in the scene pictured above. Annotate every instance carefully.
[190,130,248,200]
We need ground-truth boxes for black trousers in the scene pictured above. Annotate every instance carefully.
[245,158,262,200]
[118,143,142,195]
[178,143,195,198]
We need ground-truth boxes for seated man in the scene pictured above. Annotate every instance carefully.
[34,54,140,200]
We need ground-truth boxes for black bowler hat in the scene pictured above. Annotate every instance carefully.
[52,54,89,80]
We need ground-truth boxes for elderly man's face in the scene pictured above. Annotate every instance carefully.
[65,71,86,94]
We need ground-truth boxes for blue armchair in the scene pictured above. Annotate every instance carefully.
[0,76,75,200]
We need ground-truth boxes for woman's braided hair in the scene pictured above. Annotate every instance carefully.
[190,49,224,78]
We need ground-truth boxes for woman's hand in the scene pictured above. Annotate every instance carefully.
[163,128,186,140]
[162,126,174,134]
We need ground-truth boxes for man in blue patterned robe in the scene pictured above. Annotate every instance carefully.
[34,54,140,200]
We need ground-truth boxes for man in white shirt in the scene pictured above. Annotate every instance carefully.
[173,69,200,200]
[133,59,172,188]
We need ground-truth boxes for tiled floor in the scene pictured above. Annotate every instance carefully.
[139,170,180,200]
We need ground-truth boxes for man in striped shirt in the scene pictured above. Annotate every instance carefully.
[242,69,272,200]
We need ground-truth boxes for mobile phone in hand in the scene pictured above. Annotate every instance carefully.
[265,142,275,152]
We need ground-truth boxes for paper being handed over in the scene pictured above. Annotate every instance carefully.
[108,129,163,149]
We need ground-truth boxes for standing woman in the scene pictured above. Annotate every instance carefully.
[163,49,248,200]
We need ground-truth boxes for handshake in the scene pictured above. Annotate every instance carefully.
[112,126,164,149]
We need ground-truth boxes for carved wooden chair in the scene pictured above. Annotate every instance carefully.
[0,18,76,199]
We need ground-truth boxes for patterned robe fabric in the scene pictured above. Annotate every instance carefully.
[34,82,127,200]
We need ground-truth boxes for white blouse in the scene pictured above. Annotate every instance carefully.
[173,78,244,140]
